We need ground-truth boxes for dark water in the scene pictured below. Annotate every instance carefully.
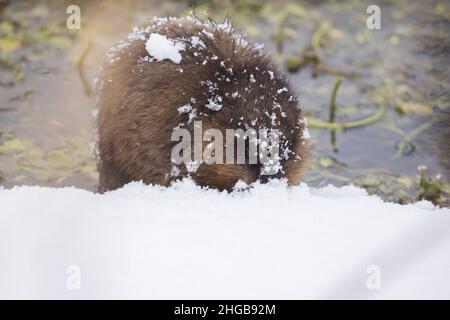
[0,0,449,205]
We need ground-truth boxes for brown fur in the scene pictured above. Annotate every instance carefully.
[97,18,308,192]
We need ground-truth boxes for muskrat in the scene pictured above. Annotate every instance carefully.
[96,16,309,192]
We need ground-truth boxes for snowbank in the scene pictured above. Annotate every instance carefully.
[0,180,449,299]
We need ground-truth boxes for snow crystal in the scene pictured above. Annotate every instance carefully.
[277,87,288,94]
[201,29,214,39]
[233,180,249,191]
[127,26,150,41]
[185,161,201,173]
[303,127,311,140]
[206,96,223,111]
[91,108,99,120]
[170,165,180,177]
[190,36,205,48]
[188,108,197,123]
[253,42,264,51]
[265,111,277,126]
[145,33,185,64]
[178,104,192,114]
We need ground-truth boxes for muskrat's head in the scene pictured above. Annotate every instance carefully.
[169,40,309,191]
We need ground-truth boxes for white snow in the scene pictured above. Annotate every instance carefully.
[0,180,449,299]
[277,87,288,94]
[205,95,223,111]
[185,161,201,173]
[190,36,205,48]
[303,128,311,140]
[201,29,214,39]
[145,33,185,64]
[233,179,249,191]
[177,103,192,114]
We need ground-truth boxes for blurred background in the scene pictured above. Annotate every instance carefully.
[0,0,449,206]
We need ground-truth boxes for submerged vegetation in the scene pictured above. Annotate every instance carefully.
[0,0,449,206]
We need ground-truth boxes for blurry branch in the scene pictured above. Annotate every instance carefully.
[274,13,289,54]
[328,77,343,152]
[315,64,361,78]
[285,21,360,78]
[329,77,343,123]
[319,171,352,182]
[311,21,328,57]
[309,105,385,130]
[406,121,432,140]
[384,121,432,158]
[308,78,385,130]
[77,39,93,96]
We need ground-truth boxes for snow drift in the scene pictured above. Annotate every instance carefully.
[0,180,449,299]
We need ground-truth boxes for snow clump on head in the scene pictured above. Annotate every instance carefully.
[145,33,185,64]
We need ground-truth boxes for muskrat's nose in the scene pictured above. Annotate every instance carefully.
[193,164,259,192]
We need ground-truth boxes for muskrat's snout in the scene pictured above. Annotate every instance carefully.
[194,164,260,192]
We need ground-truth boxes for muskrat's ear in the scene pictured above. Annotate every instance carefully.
[207,17,216,25]
[223,15,231,25]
